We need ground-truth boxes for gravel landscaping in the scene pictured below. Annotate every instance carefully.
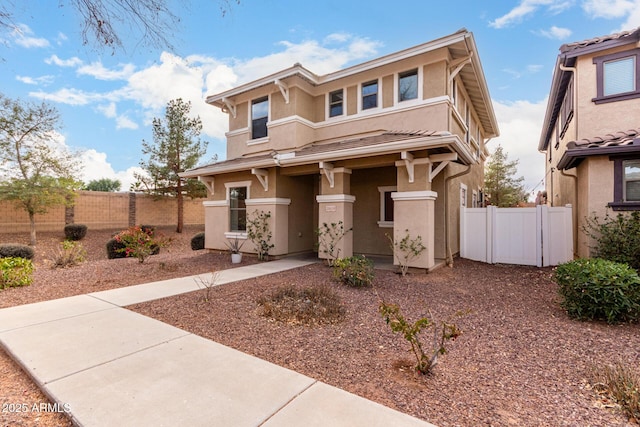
[1,227,639,426]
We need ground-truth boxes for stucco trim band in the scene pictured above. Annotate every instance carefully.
[391,191,438,201]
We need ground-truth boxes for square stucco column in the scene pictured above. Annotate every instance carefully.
[316,194,355,261]
[245,198,291,256]
[391,191,437,270]
[203,200,229,251]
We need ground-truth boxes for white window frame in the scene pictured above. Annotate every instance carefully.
[327,89,345,118]
[359,79,380,112]
[460,183,467,208]
[224,181,252,237]
[377,186,396,228]
[396,68,421,104]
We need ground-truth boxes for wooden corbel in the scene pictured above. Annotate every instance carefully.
[251,168,269,191]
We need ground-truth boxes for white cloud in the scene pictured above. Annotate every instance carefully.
[45,55,83,67]
[539,25,573,39]
[16,75,54,85]
[78,149,143,191]
[491,98,549,197]
[490,0,564,28]
[29,88,102,105]
[11,23,49,48]
[77,62,136,80]
[116,115,138,130]
[582,0,640,30]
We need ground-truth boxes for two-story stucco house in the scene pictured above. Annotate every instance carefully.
[538,27,640,258]
[182,29,499,271]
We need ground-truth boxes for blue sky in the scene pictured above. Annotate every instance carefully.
[1,0,639,195]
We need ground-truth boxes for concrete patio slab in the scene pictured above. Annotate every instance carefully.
[45,334,316,427]
[0,308,188,384]
[0,295,114,333]
[263,381,436,427]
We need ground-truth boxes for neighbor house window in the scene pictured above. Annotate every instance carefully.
[460,183,467,207]
[624,160,640,202]
[329,89,343,117]
[361,80,378,110]
[229,186,247,231]
[251,97,268,139]
[398,69,418,102]
[593,49,640,104]
[610,157,640,210]
[377,186,396,227]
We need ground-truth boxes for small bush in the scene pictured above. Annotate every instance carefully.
[51,240,87,268]
[112,226,169,263]
[106,238,127,259]
[0,244,35,260]
[191,232,205,251]
[590,361,640,423]
[554,258,640,324]
[0,257,34,289]
[333,255,374,287]
[258,285,345,325]
[583,211,640,271]
[64,224,88,241]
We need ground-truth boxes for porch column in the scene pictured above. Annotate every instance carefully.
[316,166,354,261]
[391,191,437,270]
[245,198,291,256]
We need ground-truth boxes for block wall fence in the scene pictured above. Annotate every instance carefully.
[0,191,205,233]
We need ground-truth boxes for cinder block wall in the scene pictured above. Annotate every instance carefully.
[0,191,205,233]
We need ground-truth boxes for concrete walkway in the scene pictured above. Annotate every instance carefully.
[0,259,435,427]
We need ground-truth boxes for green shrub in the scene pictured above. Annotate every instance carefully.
[51,240,87,268]
[583,211,640,271]
[106,238,127,259]
[63,224,88,241]
[112,226,169,263]
[554,258,640,324]
[0,244,35,260]
[0,257,34,289]
[191,232,205,251]
[332,255,374,287]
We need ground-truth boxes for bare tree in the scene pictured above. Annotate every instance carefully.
[0,0,239,53]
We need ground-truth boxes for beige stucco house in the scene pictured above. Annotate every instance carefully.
[182,29,499,270]
[538,27,640,258]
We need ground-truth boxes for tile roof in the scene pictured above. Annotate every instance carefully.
[567,128,640,149]
[557,128,640,170]
[560,27,640,54]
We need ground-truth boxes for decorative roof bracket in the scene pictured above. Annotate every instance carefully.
[198,176,215,195]
[319,161,335,188]
[251,168,269,191]
[401,151,415,183]
[428,153,458,182]
[221,97,237,118]
[448,53,473,83]
[275,79,290,104]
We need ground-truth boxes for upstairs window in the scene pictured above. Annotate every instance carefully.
[251,97,268,139]
[609,157,640,210]
[604,57,635,96]
[398,69,418,102]
[361,80,378,110]
[593,49,640,104]
[329,89,343,117]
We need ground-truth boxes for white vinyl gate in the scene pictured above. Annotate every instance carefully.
[460,205,573,267]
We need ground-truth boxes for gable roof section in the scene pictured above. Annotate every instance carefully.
[557,128,640,170]
[538,27,640,151]
[181,130,470,178]
[206,29,498,139]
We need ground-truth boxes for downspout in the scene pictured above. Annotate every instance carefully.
[444,164,472,267]
[558,63,579,257]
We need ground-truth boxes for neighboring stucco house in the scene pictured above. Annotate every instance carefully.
[538,27,640,258]
[182,28,499,270]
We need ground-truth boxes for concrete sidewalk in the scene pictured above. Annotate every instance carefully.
[0,259,435,427]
